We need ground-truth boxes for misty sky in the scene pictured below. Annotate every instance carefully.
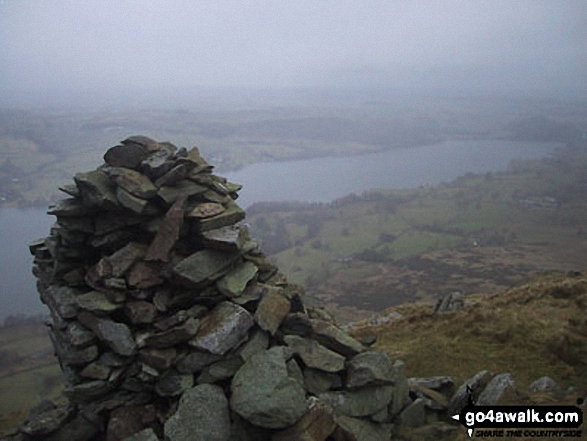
[1,0,586,105]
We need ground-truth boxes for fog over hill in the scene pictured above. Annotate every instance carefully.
[0,0,586,108]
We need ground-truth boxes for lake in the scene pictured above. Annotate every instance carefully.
[0,139,559,321]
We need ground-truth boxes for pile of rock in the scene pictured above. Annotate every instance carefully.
[19,137,411,441]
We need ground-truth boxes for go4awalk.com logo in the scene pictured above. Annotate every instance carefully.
[451,399,584,438]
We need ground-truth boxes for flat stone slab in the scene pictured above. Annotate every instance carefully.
[196,200,246,232]
[106,242,149,278]
[164,384,231,441]
[216,261,258,298]
[157,180,207,205]
[318,385,394,418]
[106,166,157,199]
[145,196,186,262]
[254,288,291,335]
[172,249,240,288]
[477,373,516,405]
[40,285,79,319]
[144,318,200,348]
[230,347,307,429]
[75,290,120,313]
[187,202,225,219]
[284,335,345,373]
[104,143,149,169]
[201,223,249,251]
[311,319,365,358]
[346,351,394,388]
[74,170,119,210]
[78,312,137,356]
[189,302,254,355]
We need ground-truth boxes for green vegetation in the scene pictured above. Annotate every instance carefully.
[248,141,587,320]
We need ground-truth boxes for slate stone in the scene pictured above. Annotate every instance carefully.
[254,289,291,335]
[197,357,244,384]
[527,376,562,394]
[145,196,186,262]
[104,143,149,169]
[127,261,164,289]
[230,347,307,429]
[201,224,250,253]
[187,202,226,219]
[125,301,158,325]
[76,290,120,314]
[65,322,96,347]
[143,317,200,348]
[237,329,269,361]
[271,402,337,441]
[311,320,365,358]
[78,312,137,356]
[284,335,345,373]
[176,350,224,374]
[389,360,410,417]
[448,370,493,415]
[139,348,176,371]
[286,358,305,385]
[155,370,194,397]
[105,167,157,199]
[40,285,79,319]
[94,212,143,235]
[141,149,174,179]
[190,302,254,355]
[318,386,394,418]
[196,200,246,232]
[56,215,94,233]
[116,188,151,214]
[80,361,112,380]
[217,261,258,298]
[477,373,516,405]
[303,368,342,394]
[157,180,207,205]
[154,163,189,187]
[48,198,94,217]
[122,135,162,150]
[121,428,159,441]
[333,415,393,441]
[172,249,240,288]
[20,405,72,437]
[74,170,119,210]
[164,384,231,441]
[346,351,394,388]
[65,380,112,403]
[281,312,313,337]
[399,398,427,427]
[409,376,455,394]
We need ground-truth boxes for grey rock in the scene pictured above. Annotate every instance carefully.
[280,312,313,337]
[40,285,79,319]
[527,376,562,394]
[141,149,174,179]
[127,261,164,289]
[286,358,304,385]
[303,368,342,394]
[49,330,99,366]
[217,261,258,298]
[78,312,137,356]
[409,376,455,394]
[65,322,96,347]
[75,290,120,313]
[143,317,200,348]
[254,288,290,334]
[20,404,72,436]
[145,196,186,262]
[271,401,337,441]
[187,202,226,219]
[346,351,394,388]
[139,347,177,371]
[230,347,307,429]
[121,428,159,441]
[190,302,254,355]
[44,414,99,441]
[284,335,345,373]
[333,415,393,441]
[448,370,493,414]
[198,357,244,384]
[399,398,427,427]
[433,291,464,313]
[47,198,94,217]
[105,166,157,199]
[477,373,516,405]
[125,301,158,325]
[172,249,240,288]
[176,350,224,374]
[157,180,207,205]
[389,360,411,417]
[237,329,269,361]
[116,188,151,214]
[165,384,231,441]
[65,380,112,403]
[311,319,365,358]
[80,361,112,380]
[154,163,189,187]
[104,143,149,169]
[319,386,394,418]
[196,200,246,232]
[74,170,119,210]
[155,371,194,397]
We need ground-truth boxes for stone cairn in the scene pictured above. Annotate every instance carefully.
[21,136,412,441]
